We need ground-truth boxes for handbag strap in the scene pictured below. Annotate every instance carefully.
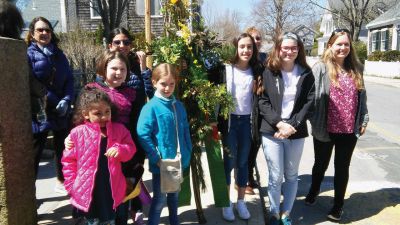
[172,103,181,156]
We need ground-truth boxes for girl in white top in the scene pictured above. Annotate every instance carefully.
[219,33,262,222]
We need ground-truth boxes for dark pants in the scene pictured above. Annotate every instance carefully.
[34,129,68,181]
[308,134,358,208]
[247,140,261,184]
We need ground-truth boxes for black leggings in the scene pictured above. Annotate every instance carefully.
[308,133,357,207]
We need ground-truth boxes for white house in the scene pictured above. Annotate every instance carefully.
[366,1,400,54]
[317,0,368,55]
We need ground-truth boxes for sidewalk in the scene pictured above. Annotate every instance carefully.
[36,148,265,225]
[363,75,400,88]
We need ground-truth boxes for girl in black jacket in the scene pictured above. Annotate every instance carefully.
[259,32,315,225]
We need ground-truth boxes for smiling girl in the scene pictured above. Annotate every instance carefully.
[217,33,262,222]
[136,63,192,225]
[259,32,315,225]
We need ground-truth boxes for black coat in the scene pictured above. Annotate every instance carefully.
[259,65,315,139]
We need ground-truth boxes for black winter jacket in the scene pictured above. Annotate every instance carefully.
[259,65,315,139]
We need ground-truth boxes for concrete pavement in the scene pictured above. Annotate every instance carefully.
[36,75,399,225]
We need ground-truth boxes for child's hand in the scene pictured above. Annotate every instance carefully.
[105,147,119,158]
[64,136,74,150]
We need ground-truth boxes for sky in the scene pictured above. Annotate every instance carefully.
[202,0,328,30]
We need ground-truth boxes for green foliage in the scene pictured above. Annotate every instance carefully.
[151,36,189,65]
[381,50,400,61]
[353,41,367,63]
[368,50,400,62]
[214,43,236,63]
[131,31,151,52]
[94,25,105,46]
[367,51,384,61]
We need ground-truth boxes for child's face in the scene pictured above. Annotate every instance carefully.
[105,58,127,88]
[237,37,254,64]
[152,74,176,98]
[83,101,111,127]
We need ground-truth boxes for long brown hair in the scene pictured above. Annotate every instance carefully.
[267,32,310,73]
[232,33,263,94]
[322,29,364,90]
[96,50,130,81]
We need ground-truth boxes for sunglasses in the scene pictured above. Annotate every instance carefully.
[112,40,132,46]
[35,28,51,33]
[332,28,351,35]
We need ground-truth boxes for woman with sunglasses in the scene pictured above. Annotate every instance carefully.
[259,32,315,225]
[108,27,153,225]
[305,28,369,221]
[26,17,74,194]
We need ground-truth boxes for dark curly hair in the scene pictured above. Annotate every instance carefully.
[73,87,117,126]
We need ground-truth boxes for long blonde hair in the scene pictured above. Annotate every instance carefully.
[322,29,364,90]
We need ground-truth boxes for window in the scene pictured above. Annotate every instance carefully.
[372,31,381,52]
[381,29,389,51]
[136,0,161,16]
[90,0,101,19]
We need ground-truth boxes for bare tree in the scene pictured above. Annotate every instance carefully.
[207,9,242,42]
[310,0,400,41]
[251,0,319,41]
[89,0,130,37]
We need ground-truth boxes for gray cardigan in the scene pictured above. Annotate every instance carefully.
[310,62,369,142]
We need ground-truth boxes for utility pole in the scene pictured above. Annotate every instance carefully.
[145,0,152,68]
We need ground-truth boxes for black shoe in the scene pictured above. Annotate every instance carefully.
[304,192,317,206]
[248,179,259,188]
[327,206,343,221]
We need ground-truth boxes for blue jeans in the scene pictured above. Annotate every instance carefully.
[148,173,179,225]
[262,134,305,215]
[223,114,251,187]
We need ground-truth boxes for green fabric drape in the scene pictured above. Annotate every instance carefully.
[205,127,229,207]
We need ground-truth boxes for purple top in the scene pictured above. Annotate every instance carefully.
[327,72,358,133]
[86,82,136,126]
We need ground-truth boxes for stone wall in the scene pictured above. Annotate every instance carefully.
[0,37,37,225]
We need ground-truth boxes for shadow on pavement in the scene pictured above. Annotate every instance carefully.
[293,183,400,224]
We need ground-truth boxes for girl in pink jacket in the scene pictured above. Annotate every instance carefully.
[62,87,136,224]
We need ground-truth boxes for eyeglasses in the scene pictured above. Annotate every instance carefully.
[281,46,299,53]
[253,36,261,41]
[332,28,351,35]
[35,28,51,33]
[112,40,132,46]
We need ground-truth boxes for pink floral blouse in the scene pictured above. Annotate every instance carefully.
[327,72,358,133]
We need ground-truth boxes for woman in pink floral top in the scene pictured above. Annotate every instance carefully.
[306,29,369,222]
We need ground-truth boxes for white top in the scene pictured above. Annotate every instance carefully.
[226,65,254,115]
[281,64,300,119]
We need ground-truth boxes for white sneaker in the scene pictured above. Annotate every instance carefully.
[222,201,235,221]
[236,199,251,220]
[54,182,67,195]
[133,211,145,225]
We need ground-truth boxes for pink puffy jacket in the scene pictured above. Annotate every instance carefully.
[62,121,136,212]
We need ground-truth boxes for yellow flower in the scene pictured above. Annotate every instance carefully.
[170,0,178,4]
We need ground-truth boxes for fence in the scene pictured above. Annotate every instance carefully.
[364,60,400,78]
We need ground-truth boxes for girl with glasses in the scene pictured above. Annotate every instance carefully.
[259,32,315,225]
[305,29,369,221]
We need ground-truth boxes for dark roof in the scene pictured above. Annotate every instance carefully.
[366,2,400,28]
